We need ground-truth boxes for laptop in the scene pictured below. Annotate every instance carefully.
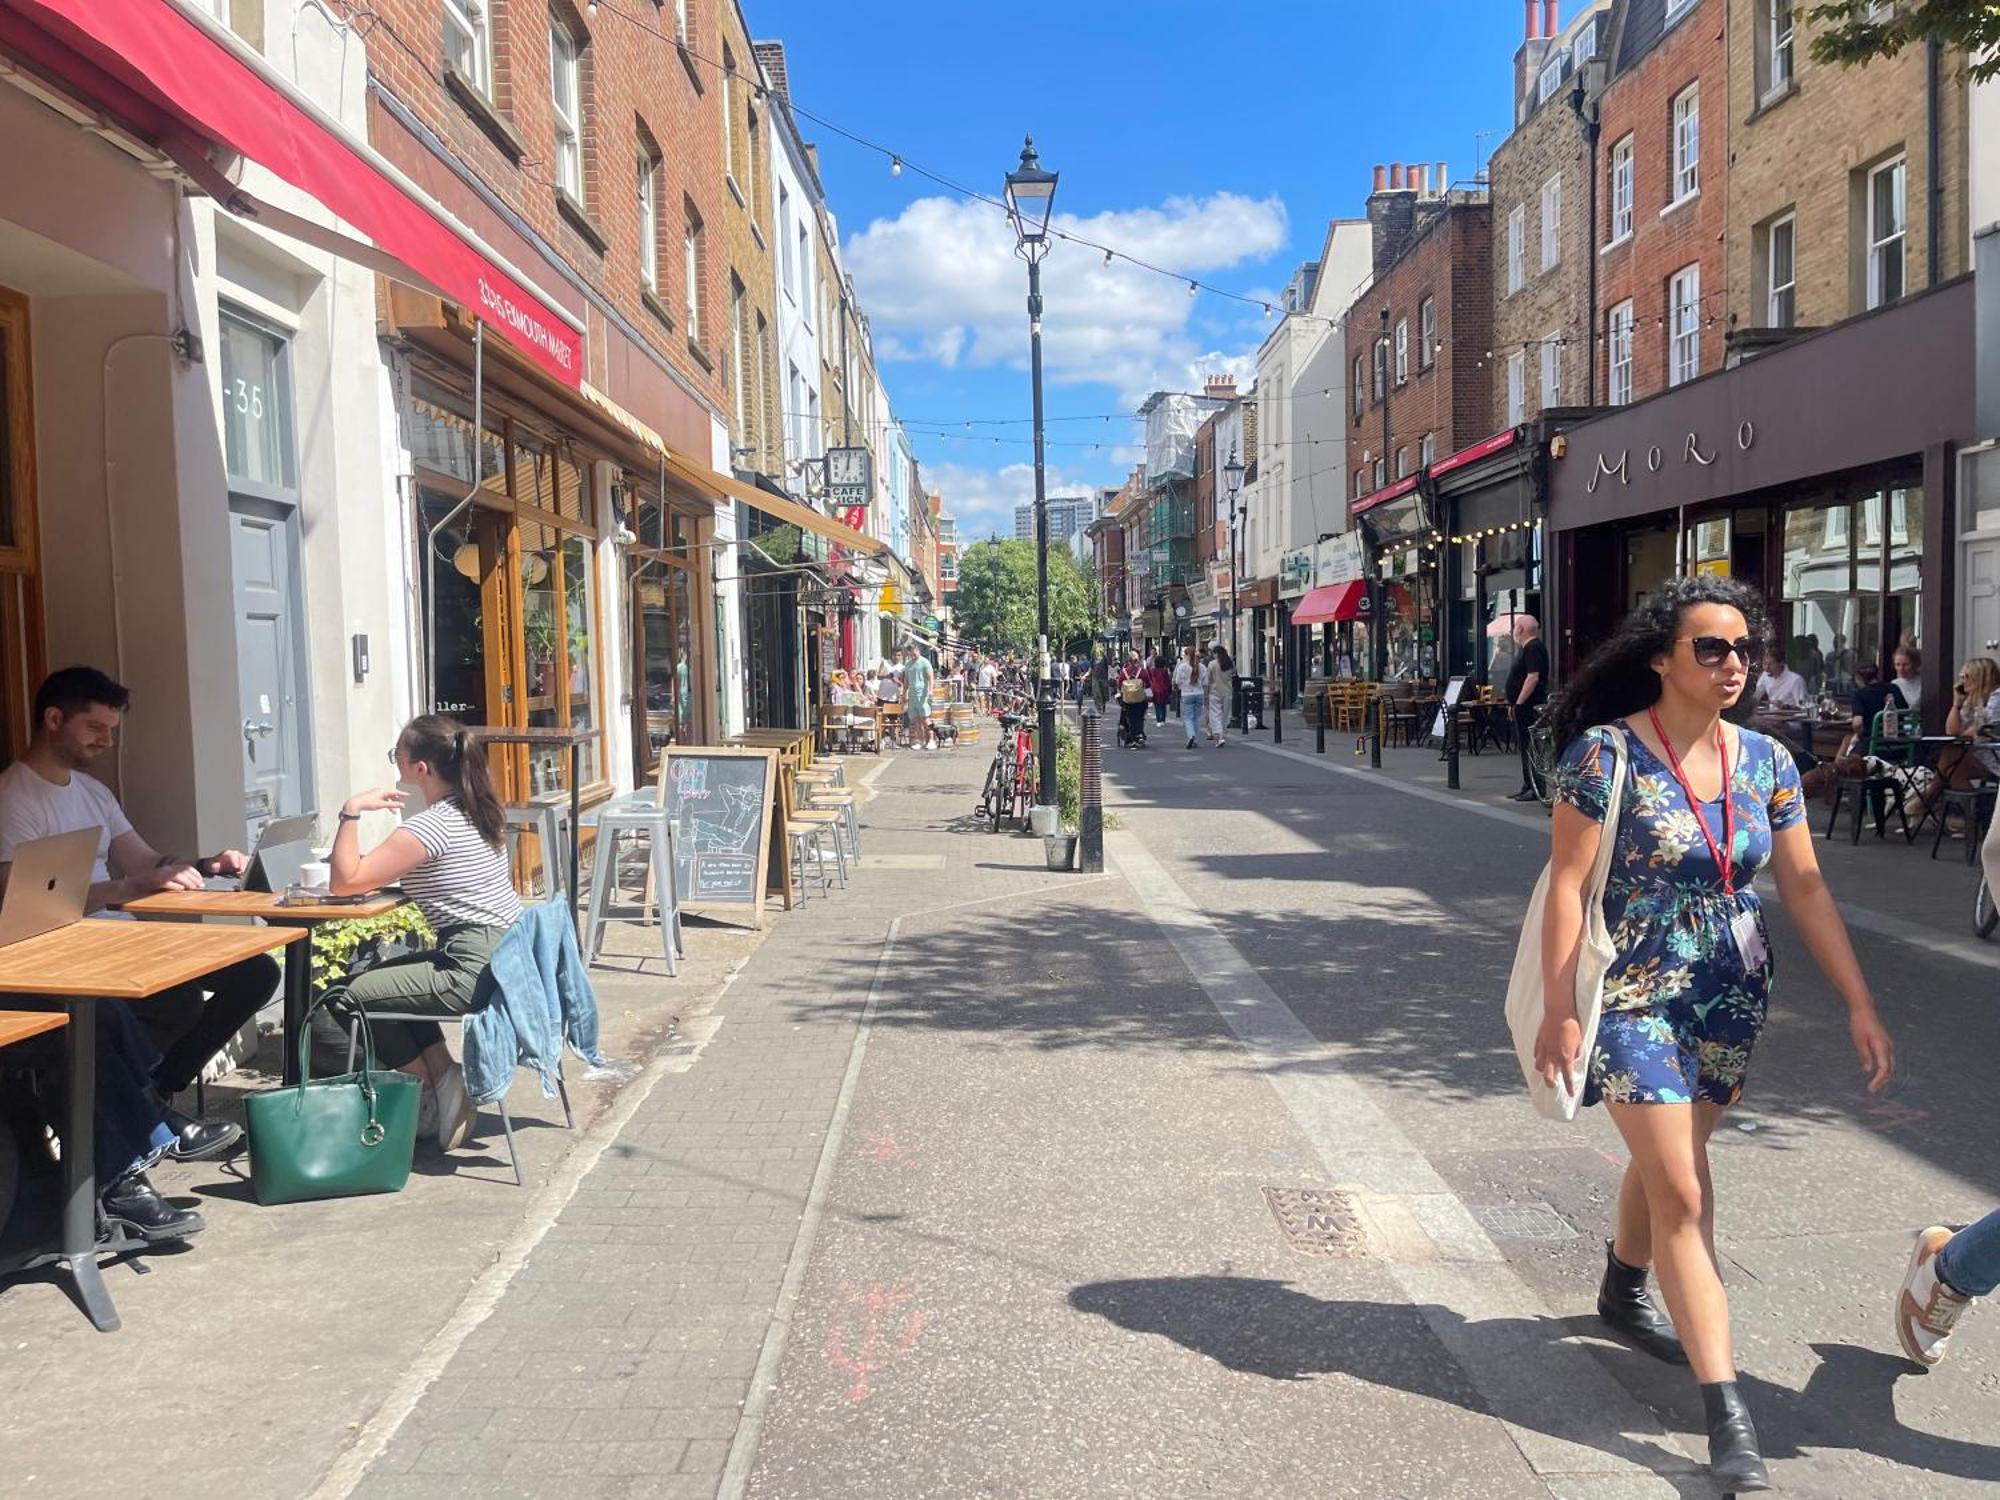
[0,827,99,947]
[205,813,320,893]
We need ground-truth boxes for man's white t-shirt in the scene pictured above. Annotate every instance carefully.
[978,663,997,689]
[0,759,134,889]
[1755,667,1809,712]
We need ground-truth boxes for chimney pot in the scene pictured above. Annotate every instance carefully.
[1373,164,1387,193]
[1525,0,1539,38]
[1389,164,1404,190]
[1406,163,1421,193]
[1544,0,1558,36]
[1437,160,1449,194]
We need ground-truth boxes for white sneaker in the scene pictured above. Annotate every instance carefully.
[1896,1225,1973,1368]
[433,1061,476,1152]
[416,1087,440,1140]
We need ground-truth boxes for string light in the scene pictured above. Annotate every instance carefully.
[890,155,902,177]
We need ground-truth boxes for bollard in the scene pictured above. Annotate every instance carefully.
[1272,686,1283,745]
[1446,702,1461,790]
[1370,697,1383,768]
[1079,707,1104,873]
[1316,709,1326,755]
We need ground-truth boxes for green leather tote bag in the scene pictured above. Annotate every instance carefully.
[245,1002,421,1205]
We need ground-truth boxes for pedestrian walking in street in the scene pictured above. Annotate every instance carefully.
[1174,646,1204,749]
[1535,575,1894,1494]
[1506,613,1550,802]
[1115,652,1151,748]
[1147,653,1172,727]
[1894,1210,1999,1368]
[902,644,934,750]
[1205,646,1233,745]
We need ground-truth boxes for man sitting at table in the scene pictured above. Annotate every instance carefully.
[1754,644,1811,719]
[0,667,279,1135]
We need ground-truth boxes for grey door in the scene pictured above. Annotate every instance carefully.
[230,497,309,843]
[1962,532,2000,661]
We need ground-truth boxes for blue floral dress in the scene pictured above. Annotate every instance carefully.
[1552,722,1807,1108]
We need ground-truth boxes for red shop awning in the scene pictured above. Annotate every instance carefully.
[0,0,584,387]
[1289,580,1368,625]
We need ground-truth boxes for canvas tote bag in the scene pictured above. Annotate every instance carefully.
[1504,726,1629,1121]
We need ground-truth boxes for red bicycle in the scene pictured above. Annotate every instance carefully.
[975,706,1038,832]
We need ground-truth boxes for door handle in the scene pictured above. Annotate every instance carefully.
[243,718,276,740]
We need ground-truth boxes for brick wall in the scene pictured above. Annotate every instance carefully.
[1344,199,1494,510]
[1594,0,1728,404]
[1489,58,1596,423]
[363,0,725,418]
[1725,3,1969,334]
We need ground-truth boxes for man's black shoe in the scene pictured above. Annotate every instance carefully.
[100,1171,204,1242]
[1508,789,1541,802]
[162,1105,243,1162]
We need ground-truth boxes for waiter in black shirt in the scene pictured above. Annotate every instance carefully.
[1505,614,1550,801]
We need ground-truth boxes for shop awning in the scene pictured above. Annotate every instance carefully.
[0,0,584,387]
[662,451,887,558]
[1290,581,1368,625]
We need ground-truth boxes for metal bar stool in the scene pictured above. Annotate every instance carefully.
[582,797,682,972]
[503,797,572,903]
[786,819,837,902]
[797,774,860,862]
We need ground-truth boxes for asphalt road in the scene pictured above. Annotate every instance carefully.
[740,730,2000,1499]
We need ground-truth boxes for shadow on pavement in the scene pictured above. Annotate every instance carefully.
[1069,1275,2000,1489]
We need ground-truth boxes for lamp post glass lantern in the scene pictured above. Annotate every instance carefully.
[1006,135,1060,814]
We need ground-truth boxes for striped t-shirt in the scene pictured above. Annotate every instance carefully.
[400,799,523,931]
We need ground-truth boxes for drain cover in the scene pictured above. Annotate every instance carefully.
[1472,1201,1577,1242]
[1261,1186,1367,1258]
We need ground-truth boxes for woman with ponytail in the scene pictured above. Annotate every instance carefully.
[327,714,523,1151]
[1536,575,1894,1491]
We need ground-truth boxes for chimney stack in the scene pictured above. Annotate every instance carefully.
[1525,0,1539,38]
[1367,159,1421,278]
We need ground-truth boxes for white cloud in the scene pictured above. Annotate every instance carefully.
[846,192,1287,405]
[921,459,1103,546]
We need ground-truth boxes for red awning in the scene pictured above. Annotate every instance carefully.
[1428,427,1521,480]
[1352,474,1420,515]
[0,0,584,387]
[1290,581,1367,625]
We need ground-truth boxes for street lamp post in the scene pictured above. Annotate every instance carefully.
[1006,135,1060,818]
[1223,445,1245,727]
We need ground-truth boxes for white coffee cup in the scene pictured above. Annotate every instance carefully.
[299,859,331,889]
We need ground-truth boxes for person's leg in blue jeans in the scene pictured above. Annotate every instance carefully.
[1181,691,1204,747]
[1895,1207,1999,1366]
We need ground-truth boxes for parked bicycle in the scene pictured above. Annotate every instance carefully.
[975,711,1037,833]
[1527,718,1559,808]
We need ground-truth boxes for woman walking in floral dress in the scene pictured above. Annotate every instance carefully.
[1535,576,1894,1492]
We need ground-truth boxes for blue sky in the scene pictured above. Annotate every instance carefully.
[754,0,1530,541]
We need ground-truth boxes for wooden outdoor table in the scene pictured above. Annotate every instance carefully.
[123,890,406,1086]
[0,920,303,1332]
[464,726,603,929]
[0,1009,68,1048]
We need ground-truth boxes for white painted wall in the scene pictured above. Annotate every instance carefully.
[1291,221,1372,551]
[768,101,823,491]
[1973,72,2000,245]
[710,415,746,735]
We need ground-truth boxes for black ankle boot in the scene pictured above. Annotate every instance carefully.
[1596,1242,1689,1364]
[1701,1380,1772,1492]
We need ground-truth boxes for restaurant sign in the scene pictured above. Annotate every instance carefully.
[1315,531,1363,586]
[1279,546,1314,598]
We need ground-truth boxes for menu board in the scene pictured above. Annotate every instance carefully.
[660,748,778,926]
[1429,676,1470,744]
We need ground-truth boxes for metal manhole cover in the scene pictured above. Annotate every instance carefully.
[1471,1202,1577,1242]
[1261,1186,1367,1258]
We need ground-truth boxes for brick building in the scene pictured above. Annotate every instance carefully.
[1592,0,1729,406]
[1489,0,1613,424]
[1724,0,1970,343]
[1343,166,1493,504]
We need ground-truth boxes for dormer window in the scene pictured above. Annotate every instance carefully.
[1538,54,1567,104]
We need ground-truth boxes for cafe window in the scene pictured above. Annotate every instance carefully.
[218,309,295,491]
[1779,485,1924,698]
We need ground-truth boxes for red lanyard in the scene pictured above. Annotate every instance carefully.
[1647,707,1736,896]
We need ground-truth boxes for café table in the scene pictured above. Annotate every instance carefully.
[122,890,407,1085]
[0,919,303,1331]
[464,725,603,929]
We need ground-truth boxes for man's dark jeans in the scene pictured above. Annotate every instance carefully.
[142,953,281,1095]
[1515,702,1543,794]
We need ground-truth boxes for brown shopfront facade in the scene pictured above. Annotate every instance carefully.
[1547,278,1976,725]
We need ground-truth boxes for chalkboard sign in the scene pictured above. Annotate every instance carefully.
[660,747,778,926]
[1429,676,1469,744]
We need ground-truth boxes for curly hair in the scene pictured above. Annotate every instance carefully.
[1545,574,1767,753]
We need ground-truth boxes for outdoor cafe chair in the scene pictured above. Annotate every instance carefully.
[582,795,682,975]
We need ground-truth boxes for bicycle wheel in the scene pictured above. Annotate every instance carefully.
[978,757,1002,828]
[1013,754,1037,829]
[1528,722,1559,807]
[989,752,1011,833]
[1977,877,1996,940]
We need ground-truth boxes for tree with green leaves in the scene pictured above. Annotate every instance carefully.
[951,539,1101,656]
[1806,2,2000,81]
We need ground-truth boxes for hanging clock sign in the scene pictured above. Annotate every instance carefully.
[827,446,873,511]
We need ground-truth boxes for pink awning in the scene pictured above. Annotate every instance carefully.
[1290,581,1368,625]
[0,0,584,387]
[1352,474,1420,515]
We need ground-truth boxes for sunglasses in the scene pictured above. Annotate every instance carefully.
[1679,635,1762,669]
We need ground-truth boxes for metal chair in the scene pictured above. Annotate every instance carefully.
[798,776,860,863]
[1929,785,1996,864]
[344,1013,572,1187]
[503,797,572,901]
[582,798,681,973]
[785,819,838,903]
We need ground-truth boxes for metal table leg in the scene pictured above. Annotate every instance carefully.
[279,921,310,1086]
[59,999,118,1332]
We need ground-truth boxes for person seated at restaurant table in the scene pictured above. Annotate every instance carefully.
[1922,658,2000,820]
[1836,662,1908,759]
[324,714,523,1151]
[1892,644,1923,714]
[1753,645,1810,718]
[0,666,276,1147]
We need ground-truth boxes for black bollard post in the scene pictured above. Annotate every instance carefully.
[1316,695,1326,755]
[1272,684,1283,745]
[1079,708,1104,873]
[1446,702,1461,790]
[1370,697,1382,768]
